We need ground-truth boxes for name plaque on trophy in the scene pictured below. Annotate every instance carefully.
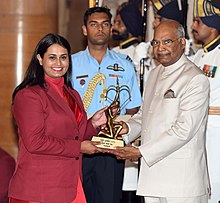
[92,77,131,149]
[92,136,124,149]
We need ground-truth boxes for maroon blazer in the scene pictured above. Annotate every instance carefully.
[8,84,97,203]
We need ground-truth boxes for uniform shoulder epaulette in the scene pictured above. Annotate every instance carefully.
[126,55,133,63]
[112,51,133,63]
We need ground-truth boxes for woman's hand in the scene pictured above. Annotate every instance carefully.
[81,140,108,154]
[91,106,108,129]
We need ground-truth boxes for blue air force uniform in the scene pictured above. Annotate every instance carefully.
[71,47,142,203]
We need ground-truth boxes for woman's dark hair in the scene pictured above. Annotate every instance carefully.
[83,7,112,25]
[12,33,72,101]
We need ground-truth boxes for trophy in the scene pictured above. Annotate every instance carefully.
[92,77,131,149]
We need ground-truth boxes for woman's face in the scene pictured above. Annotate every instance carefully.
[37,44,69,78]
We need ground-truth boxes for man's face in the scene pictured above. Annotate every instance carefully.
[112,14,129,41]
[152,14,162,29]
[152,21,185,67]
[82,12,111,46]
[191,17,213,45]
[152,14,171,30]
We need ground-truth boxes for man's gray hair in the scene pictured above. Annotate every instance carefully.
[176,23,185,38]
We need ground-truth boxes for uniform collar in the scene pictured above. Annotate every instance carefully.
[85,46,110,63]
[120,37,140,49]
[203,35,220,53]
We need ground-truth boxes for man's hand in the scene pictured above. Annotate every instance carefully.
[118,121,129,135]
[111,145,142,161]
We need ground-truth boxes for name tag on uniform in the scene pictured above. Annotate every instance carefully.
[76,74,88,79]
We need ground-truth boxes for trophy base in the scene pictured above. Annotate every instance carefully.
[92,136,124,149]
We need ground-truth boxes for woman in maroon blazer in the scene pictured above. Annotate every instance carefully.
[8,34,107,203]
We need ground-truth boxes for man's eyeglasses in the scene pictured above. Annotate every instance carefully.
[150,38,180,47]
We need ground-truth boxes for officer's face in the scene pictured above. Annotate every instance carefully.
[112,15,126,34]
[152,21,185,67]
[82,12,111,46]
[191,17,213,45]
[152,14,162,29]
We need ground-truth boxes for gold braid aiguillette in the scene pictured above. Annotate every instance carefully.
[83,73,106,111]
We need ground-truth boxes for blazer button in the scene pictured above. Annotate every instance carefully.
[75,136,79,140]
[76,157,79,160]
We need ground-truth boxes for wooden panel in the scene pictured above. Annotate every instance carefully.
[0,0,58,158]
[0,0,57,15]
[0,15,57,33]
[67,0,88,53]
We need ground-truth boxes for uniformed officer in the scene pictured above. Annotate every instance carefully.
[112,2,143,56]
[192,0,220,202]
[71,7,142,203]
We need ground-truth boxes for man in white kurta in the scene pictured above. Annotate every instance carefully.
[191,0,220,202]
[114,20,210,203]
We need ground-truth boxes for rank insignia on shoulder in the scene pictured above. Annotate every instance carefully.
[126,55,133,63]
[107,63,125,72]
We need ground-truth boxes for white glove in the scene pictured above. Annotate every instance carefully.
[185,38,193,56]
[133,42,151,66]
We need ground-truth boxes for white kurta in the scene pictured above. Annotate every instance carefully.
[127,55,210,198]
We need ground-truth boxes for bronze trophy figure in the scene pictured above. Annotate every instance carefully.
[92,77,131,149]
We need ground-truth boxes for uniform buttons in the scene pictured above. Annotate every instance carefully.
[154,92,159,96]
[148,110,153,113]
[75,136,79,140]
[76,157,79,160]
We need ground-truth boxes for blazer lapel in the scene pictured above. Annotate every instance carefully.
[63,86,87,128]
[45,85,79,126]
